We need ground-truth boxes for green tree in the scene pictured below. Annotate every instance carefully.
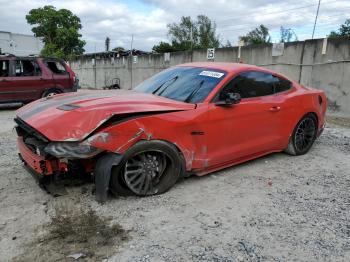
[152,15,220,53]
[239,25,271,45]
[105,37,110,51]
[26,5,85,59]
[112,46,125,52]
[329,19,350,38]
[152,42,178,53]
[280,26,298,43]
[197,15,220,48]
[222,40,232,48]
[167,16,198,51]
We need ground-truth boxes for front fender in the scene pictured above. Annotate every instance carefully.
[87,115,204,171]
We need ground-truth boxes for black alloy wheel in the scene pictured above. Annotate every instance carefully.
[294,117,316,152]
[123,151,167,195]
[285,113,318,156]
[110,140,182,196]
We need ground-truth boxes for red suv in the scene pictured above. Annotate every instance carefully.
[0,54,79,103]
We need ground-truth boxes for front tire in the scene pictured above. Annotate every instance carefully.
[110,140,183,196]
[285,113,318,156]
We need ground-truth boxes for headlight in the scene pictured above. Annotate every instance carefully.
[44,142,102,159]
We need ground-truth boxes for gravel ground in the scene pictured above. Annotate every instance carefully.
[0,106,349,262]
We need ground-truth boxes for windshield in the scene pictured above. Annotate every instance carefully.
[134,67,227,103]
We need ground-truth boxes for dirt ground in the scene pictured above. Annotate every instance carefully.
[0,105,349,262]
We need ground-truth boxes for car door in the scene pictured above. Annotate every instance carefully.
[11,59,46,101]
[204,71,285,168]
[44,59,71,90]
[0,59,14,102]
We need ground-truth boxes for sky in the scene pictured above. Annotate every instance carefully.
[0,0,349,53]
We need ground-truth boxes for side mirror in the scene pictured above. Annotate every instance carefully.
[215,92,241,106]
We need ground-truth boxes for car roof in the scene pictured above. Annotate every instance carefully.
[177,62,293,82]
[177,62,261,73]
[0,55,61,61]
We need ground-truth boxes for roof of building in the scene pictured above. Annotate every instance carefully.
[177,62,260,73]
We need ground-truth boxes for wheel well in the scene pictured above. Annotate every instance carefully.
[289,112,319,139]
[42,88,62,97]
[306,112,319,126]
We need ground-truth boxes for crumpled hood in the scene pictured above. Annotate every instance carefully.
[16,90,195,141]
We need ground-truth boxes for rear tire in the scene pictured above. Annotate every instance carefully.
[110,140,183,196]
[285,113,318,156]
[42,88,61,98]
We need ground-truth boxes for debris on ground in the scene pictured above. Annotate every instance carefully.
[12,202,130,262]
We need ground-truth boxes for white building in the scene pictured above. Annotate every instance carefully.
[0,31,44,56]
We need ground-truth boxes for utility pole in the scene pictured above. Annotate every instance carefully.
[130,34,134,89]
[312,0,321,39]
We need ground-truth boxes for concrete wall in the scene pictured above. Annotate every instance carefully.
[0,31,44,56]
[70,38,350,114]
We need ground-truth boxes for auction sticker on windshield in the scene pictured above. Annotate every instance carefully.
[199,71,225,78]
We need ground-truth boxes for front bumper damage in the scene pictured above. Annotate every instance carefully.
[17,136,71,196]
[17,136,57,175]
[17,134,122,202]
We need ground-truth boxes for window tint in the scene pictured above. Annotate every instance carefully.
[274,76,292,93]
[46,60,67,74]
[14,60,41,77]
[219,71,278,100]
[0,60,9,77]
[135,67,226,103]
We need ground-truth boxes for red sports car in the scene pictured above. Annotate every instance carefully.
[15,62,327,202]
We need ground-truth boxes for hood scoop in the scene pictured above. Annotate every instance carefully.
[57,104,81,111]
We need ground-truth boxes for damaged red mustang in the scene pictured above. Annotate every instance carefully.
[15,62,327,202]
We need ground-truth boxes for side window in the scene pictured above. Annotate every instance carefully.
[219,71,277,100]
[274,76,292,93]
[45,60,67,75]
[0,60,10,77]
[14,60,41,77]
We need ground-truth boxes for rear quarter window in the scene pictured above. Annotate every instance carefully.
[45,60,67,75]
[274,77,292,93]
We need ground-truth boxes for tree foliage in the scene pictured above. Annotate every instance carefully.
[112,46,125,52]
[152,42,178,53]
[152,15,220,53]
[280,26,298,43]
[239,25,271,45]
[329,19,350,38]
[26,5,85,59]
[105,37,110,51]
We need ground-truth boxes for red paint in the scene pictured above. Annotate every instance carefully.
[16,63,327,177]
[17,137,54,175]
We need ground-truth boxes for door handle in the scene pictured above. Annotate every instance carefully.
[269,106,281,112]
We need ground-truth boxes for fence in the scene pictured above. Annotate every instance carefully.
[69,37,350,114]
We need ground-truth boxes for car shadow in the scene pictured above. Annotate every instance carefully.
[176,152,286,185]
[0,103,23,110]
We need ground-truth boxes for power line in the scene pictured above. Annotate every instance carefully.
[216,0,339,25]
